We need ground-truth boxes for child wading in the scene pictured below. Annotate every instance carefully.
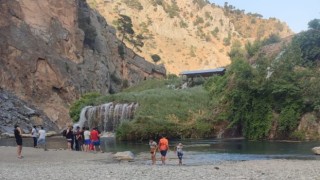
[149,139,157,165]
[175,143,184,165]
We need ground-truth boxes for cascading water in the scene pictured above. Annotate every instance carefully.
[77,102,138,133]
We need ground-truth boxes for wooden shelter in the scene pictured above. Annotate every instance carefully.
[180,67,226,79]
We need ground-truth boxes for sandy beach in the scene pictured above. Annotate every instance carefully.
[0,146,319,180]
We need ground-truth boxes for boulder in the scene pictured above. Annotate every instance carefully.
[46,131,57,137]
[312,147,320,155]
[113,151,135,161]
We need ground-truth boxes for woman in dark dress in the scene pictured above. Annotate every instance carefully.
[14,124,23,159]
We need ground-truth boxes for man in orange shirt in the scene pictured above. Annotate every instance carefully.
[158,134,169,165]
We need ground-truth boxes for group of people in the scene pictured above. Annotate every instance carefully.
[14,125,184,164]
[63,125,103,153]
[149,135,184,165]
[14,124,47,159]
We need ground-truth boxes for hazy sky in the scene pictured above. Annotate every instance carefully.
[210,0,320,33]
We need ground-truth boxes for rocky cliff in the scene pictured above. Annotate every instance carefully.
[86,0,294,74]
[0,0,165,132]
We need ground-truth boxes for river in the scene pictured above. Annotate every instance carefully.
[1,137,320,165]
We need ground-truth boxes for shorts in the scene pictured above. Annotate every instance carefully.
[37,138,46,145]
[67,139,72,142]
[84,139,91,145]
[92,140,100,146]
[177,152,183,160]
[16,139,22,146]
[160,150,167,157]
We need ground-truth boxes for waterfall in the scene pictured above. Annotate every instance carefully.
[78,106,92,128]
[77,102,138,132]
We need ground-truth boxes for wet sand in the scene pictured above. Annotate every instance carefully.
[0,146,319,179]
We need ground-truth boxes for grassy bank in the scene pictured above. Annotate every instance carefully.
[70,79,215,140]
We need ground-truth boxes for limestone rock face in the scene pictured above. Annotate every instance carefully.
[297,113,320,140]
[0,0,165,131]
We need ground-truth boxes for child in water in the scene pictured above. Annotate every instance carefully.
[149,139,157,165]
[174,143,183,165]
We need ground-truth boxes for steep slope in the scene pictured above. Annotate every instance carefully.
[0,0,165,130]
[86,0,293,74]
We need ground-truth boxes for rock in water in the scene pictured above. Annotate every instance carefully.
[113,151,135,161]
[311,147,320,155]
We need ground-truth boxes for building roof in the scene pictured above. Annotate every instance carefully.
[180,68,226,78]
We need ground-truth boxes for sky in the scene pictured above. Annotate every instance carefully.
[209,0,320,33]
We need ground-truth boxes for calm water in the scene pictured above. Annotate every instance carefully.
[1,137,320,164]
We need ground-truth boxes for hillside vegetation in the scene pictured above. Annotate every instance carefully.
[86,0,293,74]
[204,19,320,140]
[70,19,320,141]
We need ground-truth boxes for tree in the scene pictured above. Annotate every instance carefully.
[308,19,320,30]
[292,19,320,64]
[115,15,135,43]
[151,54,161,64]
[130,34,144,53]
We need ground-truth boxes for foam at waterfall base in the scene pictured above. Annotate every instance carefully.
[101,132,115,138]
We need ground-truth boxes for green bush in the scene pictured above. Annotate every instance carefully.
[278,105,300,136]
[122,0,143,11]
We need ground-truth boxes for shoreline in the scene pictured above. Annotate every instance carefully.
[0,146,320,179]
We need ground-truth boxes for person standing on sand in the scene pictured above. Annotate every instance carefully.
[90,127,103,153]
[31,125,38,148]
[37,126,47,151]
[158,135,169,165]
[174,143,184,165]
[83,127,91,152]
[65,125,73,150]
[149,139,157,165]
[14,124,23,159]
[74,126,81,151]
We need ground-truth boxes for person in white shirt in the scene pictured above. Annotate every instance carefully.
[83,127,91,152]
[31,125,38,148]
[37,126,47,151]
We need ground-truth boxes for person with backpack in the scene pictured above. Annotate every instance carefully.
[31,125,38,148]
